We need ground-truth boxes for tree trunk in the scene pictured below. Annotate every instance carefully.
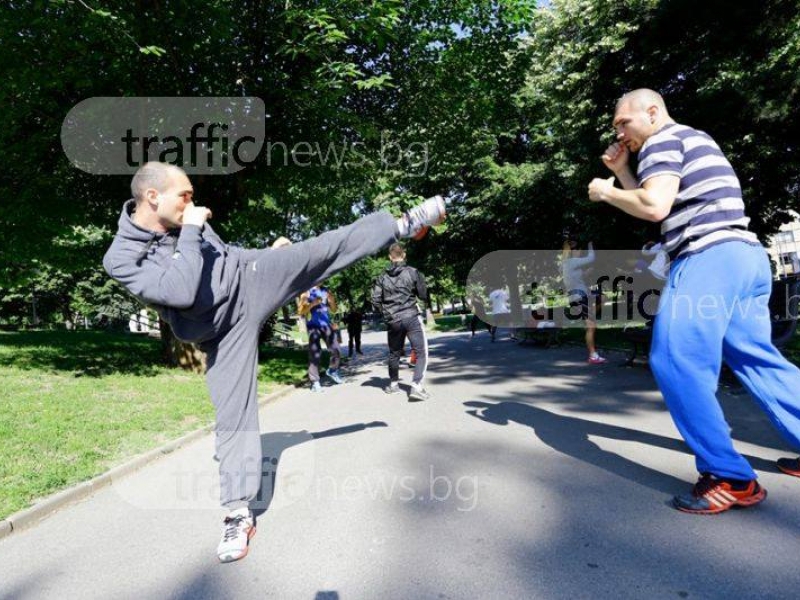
[159,318,206,373]
[61,305,74,330]
[31,293,39,327]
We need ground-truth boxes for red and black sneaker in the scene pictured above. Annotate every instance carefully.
[777,457,800,477]
[672,473,767,515]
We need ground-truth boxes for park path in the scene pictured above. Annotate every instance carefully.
[2,329,800,599]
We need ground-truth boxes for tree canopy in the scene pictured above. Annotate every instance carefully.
[1,0,798,327]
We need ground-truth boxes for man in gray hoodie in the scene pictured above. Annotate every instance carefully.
[103,162,445,562]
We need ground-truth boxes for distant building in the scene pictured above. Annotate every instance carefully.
[766,211,800,278]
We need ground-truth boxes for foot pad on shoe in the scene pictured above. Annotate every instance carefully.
[673,476,766,515]
[218,512,256,563]
[777,457,800,477]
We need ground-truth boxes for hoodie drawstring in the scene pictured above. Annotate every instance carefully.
[135,234,157,266]
[134,232,180,266]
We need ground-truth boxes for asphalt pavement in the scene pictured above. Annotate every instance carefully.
[2,328,800,600]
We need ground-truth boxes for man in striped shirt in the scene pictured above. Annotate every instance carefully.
[587,88,800,514]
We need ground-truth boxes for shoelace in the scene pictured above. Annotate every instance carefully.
[692,474,721,497]
[222,515,249,542]
[404,197,443,232]
[404,206,430,232]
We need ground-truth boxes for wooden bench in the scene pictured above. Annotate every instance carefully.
[621,324,653,366]
[623,276,800,366]
[270,321,297,347]
[517,323,562,347]
[516,306,563,347]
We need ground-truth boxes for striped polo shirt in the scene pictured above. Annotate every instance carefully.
[637,123,759,260]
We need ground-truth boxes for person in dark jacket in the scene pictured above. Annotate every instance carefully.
[103,162,446,562]
[342,304,364,358]
[469,294,492,337]
[372,243,430,401]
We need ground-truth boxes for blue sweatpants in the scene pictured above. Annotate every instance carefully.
[650,241,800,481]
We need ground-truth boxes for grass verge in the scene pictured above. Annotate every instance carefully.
[0,330,307,520]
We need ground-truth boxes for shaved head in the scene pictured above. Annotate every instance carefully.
[611,88,674,151]
[131,162,186,204]
[616,88,667,113]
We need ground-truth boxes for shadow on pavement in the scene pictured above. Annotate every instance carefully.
[252,422,388,517]
[431,331,797,454]
[464,399,780,496]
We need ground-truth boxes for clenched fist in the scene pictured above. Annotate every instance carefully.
[588,176,615,202]
[601,142,630,173]
[182,203,212,227]
[271,236,292,249]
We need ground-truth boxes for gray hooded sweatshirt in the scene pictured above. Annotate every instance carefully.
[103,200,245,344]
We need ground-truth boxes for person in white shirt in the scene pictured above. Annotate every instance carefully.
[562,239,606,364]
[488,287,516,341]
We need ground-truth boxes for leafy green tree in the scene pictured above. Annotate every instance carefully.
[5,0,799,365]
[447,0,800,293]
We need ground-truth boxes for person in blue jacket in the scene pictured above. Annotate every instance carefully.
[298,284,342,391]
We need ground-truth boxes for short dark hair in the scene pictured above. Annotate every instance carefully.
[130,162,184,204]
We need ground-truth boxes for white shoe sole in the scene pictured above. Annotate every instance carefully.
[218,526,256,563]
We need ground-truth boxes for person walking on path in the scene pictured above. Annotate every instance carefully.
[561,239,606,364]
[469,294,492,337]
[298,284,342,391]
[104,161,446,561]
[488,286,516,342]
[343,305,364,358]
[588,88,800,514]
[372,243,431,401]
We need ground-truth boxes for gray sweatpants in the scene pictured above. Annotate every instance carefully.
[202,211,397,509]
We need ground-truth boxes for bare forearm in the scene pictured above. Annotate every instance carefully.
[613,166,638,190]
[603,186,666,222]
[593,143,679,222]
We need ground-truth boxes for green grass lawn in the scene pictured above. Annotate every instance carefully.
[432,315,470,332]
[0,330,308,520]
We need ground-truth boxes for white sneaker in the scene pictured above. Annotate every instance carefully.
[408,383,430,402]
[326,368,343,384]
[402,195,446,239]
[217,508,255,563]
